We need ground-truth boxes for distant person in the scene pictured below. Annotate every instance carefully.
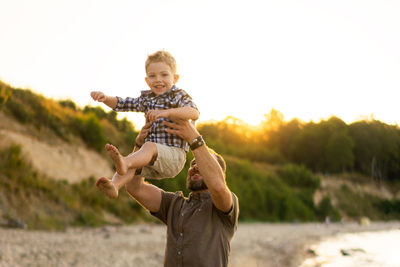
[325,216,330,226]
[91,50,199,198]
[115,118,239,267]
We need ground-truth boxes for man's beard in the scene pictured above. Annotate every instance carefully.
[187,177,208,192]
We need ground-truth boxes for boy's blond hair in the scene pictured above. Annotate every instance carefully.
[145,50,177,74]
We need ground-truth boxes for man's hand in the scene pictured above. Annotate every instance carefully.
[165,118,233,212]
[163,119,199,143]
[135,120,153,147]
[146,110,170,123]
[90,91,107,102]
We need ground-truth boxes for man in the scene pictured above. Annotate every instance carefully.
[123,119,239,267]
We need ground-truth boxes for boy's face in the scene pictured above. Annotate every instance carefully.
[145,62,179,96]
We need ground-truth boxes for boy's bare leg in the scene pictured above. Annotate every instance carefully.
[106,143,157,175]
[96,168,136,198]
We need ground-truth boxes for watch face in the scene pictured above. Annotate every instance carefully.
[190,136,204,150]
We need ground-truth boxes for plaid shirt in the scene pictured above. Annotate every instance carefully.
[114,85,198,151]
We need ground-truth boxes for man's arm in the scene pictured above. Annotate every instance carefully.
[147,107,199,123]
[125,119,162,212]
[163,120,232,212]
[125,175,162,212]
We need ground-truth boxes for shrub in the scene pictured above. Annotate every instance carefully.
[72,113,107,151]
[376,199,400,218]
[277,163,321,190]
[5,99,31,123]
[58,99,77,110]
[0,83,12,107]
[316,195,341,221]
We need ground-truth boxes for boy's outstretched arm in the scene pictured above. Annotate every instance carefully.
[147,106,199,122]
[90,91,118,109]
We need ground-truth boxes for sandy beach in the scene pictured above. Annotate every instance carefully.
[1,221,399,267]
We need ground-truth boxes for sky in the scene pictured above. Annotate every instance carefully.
[0,0,399,128]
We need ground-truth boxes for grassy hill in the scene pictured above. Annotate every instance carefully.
[1,81,400,230]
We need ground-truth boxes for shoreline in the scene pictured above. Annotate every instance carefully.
[1,221,399,267]
[230,221,400,267]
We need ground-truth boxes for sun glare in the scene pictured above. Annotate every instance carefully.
[0,1,399,129]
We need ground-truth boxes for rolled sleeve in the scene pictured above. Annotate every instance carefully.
[113,96,146,112]
[151,191,183,224]
[214,192,239,228]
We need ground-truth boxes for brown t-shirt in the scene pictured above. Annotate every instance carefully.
[151,190,239,267]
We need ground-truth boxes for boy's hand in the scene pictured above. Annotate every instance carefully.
[91,91,107,102]
[146,110,170,122]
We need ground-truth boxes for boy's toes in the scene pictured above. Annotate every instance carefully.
[96,177,108,187]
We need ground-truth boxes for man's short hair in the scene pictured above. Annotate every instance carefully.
[208,148,226,173]
[146,50,177,75]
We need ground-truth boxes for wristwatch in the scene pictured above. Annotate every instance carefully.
[189,136,205,151]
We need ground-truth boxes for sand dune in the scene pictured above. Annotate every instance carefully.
[0,131,114,184]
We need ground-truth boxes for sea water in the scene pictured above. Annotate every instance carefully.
[300,229,400,267]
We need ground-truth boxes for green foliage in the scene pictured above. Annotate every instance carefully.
[0,145,151,230]
[5,97,31,123]
[349,120,400,180]
[325,132,354,172]
[316,195,341,221]
[72,113,107,151]
[83,106,108,120]
[4,89,68,138]
[225,159,317,222]
[200,113,400,182]
[58,99,77,110]
[377,199,400,217]
[277,163,320,190]
[265,118,301,162]
[334,184,400,220]
[0,144,26,176]
[1,83,138,153]
[288,117,353,172]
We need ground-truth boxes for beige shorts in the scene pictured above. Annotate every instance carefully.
[140,144,186,180]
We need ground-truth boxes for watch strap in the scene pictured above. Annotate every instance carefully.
[189,136,205,150]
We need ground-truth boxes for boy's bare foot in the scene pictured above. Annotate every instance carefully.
[96,177,118,198]
[105,144,128,175]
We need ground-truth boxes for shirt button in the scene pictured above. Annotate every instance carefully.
[178,251,181,255]
[181,213,184,217]
[180,232,183,236]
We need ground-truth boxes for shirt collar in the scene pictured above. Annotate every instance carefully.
[141,85,178,98]
[188,191,211,202]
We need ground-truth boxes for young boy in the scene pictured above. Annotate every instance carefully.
[91,50,199,198]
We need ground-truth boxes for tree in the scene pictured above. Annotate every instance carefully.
[349,120,400,181]
[325,132,354,172]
